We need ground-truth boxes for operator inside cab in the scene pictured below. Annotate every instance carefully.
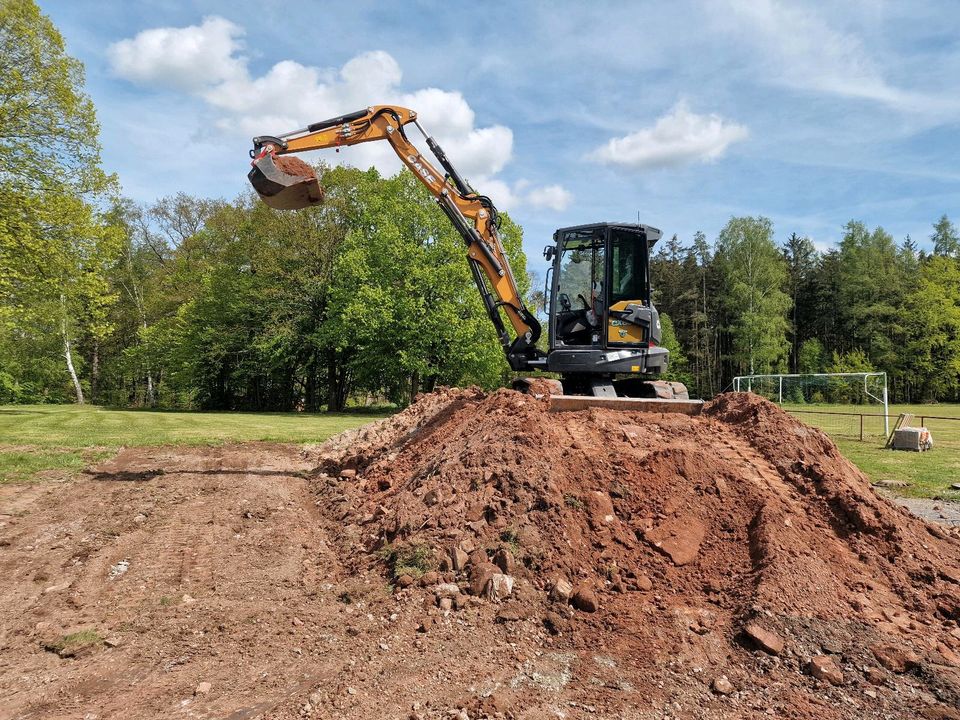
[554,225,649,348]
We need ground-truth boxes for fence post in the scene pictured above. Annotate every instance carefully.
[778,376,783,404]
[882,382,889,436]
[859,413,863,441]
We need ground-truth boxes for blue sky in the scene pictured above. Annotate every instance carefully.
[44,1,960,274]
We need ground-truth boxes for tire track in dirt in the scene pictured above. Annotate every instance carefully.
[0,444,350,720]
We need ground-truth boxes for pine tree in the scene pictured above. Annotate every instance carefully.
[782,232,818,371]
[932,215,960,257]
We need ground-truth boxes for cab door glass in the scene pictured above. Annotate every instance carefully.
[610,230,646,305]
[607,229,649,346]
[554,231,605,346]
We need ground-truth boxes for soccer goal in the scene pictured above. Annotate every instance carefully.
[732,372,889,437]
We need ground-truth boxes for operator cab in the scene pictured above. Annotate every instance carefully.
[546,223,661,350]
[541,223,674,395]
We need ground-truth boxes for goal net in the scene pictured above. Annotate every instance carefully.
[732,372,889,438]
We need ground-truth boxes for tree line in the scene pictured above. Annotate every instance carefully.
[3,170,531,410]
[651,214,960,403]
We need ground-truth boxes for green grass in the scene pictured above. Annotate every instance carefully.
[378,542,436,580]
[43,629,103,657]
[782,403,960,500]
[0,403,391,484]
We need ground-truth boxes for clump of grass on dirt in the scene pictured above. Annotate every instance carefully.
[498,528,523,557]
[43,629,102,657]
[563,493,585,510]
[378,542,435,579]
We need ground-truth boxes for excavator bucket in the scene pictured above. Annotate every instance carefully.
[248,153,324,210]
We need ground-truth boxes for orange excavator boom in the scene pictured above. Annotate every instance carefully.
[248,105,543,370]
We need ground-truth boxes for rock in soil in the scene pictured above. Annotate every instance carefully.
[744,623,785,655]
[549,577,573,603]
[809,655,844,685]
[871,644,921,673]
[571,585,599,613]
[712,676,735,695]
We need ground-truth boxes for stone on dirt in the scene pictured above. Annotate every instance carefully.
[744,623,784,655]
[493,547,515,574]
[339,469,356,479]
[571,585,599,613]
[549,577,573,603]
[469,563,500,596]
[449,546,469,571]
[195,682,212,695]
[634,574,653,592]
[435,583,460,599]
[643,517,706,566]
[419,571,440,586]
[712,676,735,695]
[485,573,514,601]
[809,655,844,685]
[871,644,921,673]
[396,574,415,589]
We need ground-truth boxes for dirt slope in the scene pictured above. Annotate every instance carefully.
[1,391,959,719]
[311,388,960,718]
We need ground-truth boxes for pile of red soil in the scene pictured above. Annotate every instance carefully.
[272,154,318,179]
[312,389,960,718]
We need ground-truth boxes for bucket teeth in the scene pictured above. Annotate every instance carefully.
[248,154,324,210]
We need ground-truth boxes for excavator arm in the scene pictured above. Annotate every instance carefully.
[248,105,543,370]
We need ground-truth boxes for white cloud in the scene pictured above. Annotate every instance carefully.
[588,102,748,170]
[719,0,960,117]
[107,18,569,210]
[107,16,246,93]
[524,184,574,211]
[469,179,574,213]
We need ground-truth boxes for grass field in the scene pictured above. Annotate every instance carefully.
[782,403,960,500]
[0,404,391,484]
[3,401,959,500]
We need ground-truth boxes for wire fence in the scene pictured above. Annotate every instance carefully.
[784,408,960,446]
[785,409,890,441]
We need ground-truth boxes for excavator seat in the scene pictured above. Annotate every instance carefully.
[556,309,593,346]
[248,152,324,210]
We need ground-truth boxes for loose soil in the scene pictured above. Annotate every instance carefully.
[272,155,318,180]
[2,391,960,719]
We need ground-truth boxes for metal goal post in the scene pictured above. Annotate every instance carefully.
[732,371,889,436]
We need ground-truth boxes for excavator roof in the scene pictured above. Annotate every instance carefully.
[553,222,663,248]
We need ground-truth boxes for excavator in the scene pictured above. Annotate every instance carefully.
[247,105,701,413]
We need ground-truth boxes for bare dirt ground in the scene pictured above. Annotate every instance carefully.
[888,496,960,527]
[2,391,960,720]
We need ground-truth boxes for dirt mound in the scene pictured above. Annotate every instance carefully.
[311,389,960,718]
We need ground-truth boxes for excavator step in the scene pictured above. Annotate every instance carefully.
[547,395,704,415]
